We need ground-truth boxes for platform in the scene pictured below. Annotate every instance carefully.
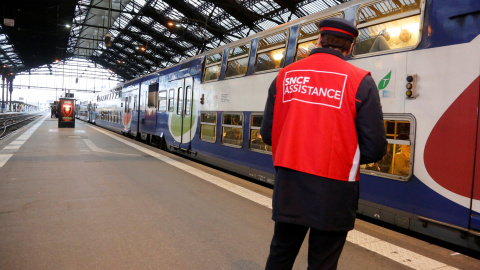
[0,115,479,269]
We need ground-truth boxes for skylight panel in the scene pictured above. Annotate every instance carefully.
[281,12,298,22]
[139,16,153,25]
[151,0,170,11]
[123,1,135,12]
[203,3,225,18]
[188,25,214,40]
[168,8,185,21]
[218,17,241,30]
[123,12,133,21]
[151,22,168,33]
[141,34,152,41]
[150,40,163,47]
[133,0,147,7]
[115,14,130,29]
[251,2,276,14]
[300,1,331,14]
[324,0,343,6]
[189,0,205,9]
[129,26,141,33]
[144,59,153,65]
[176,40,192,48]
[258,20,277,31]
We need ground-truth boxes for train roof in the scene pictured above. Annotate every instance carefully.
[116,0,367,87]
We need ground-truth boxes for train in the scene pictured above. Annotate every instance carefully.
[77,0,480,252]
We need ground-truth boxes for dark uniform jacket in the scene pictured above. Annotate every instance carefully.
[260,47,387,231]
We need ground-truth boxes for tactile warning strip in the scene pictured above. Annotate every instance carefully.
[347,230,459,270]
[0,116,46,168]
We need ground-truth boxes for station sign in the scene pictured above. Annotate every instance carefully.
[3,18,14,27]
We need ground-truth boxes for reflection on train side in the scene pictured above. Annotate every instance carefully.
[250,114,272,153]
[361,116,414,181]
[222,113,244,147]
[354,0,422,56]
[200,112,272,154]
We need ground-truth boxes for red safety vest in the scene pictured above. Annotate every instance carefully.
[272,52,369,181]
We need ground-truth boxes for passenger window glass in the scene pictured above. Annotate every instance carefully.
[249,114,272,153]
[177,87,183,115]
[296,40,317,62]
[124,96,129,113]
[222,113,243,147]
[358,0,421,24]
[185,86,191,116]
[225,43,250,78]
[226,58,249,77]
[168,89,174,112]
[361,117,414,180]
[204,52,222,82]
[158,90,167,112]
[295,13,343,62]
[354,0,422,55]
[200,112,217,142]
[254,31,288,73]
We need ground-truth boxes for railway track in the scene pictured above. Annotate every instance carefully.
[0,113,44,140]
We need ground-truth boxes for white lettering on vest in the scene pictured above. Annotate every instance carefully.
[283,70,347,109]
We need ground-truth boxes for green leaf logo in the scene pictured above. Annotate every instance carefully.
[378,71,392,90]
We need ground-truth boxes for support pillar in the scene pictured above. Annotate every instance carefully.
[5,77,10,112]
[8,76,13,112]
[1,74,5,113]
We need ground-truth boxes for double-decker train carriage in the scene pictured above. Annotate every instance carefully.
[76,99,95,122]
[81,0,480,252]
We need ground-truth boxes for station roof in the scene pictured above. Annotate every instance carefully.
[1,0,349,81]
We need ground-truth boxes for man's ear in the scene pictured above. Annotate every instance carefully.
[346,42,354,55]
[317,34,322,48]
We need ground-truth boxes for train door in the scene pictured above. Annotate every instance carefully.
[139,81,159,136]
[146,82,159,132]
[132,94,139,136]
[171,76,194,150]
[123,94,132,132]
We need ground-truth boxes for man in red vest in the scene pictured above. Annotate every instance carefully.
[260,17,387,269]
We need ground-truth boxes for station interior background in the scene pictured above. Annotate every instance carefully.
[0,0,350,111]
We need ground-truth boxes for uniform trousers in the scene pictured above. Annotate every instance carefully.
[265,222,348,270]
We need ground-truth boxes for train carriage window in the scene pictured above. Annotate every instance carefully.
[158,90,167,112]
[200,112,217,142]
[177,87,183,115]
[185,86,191,116]
[353,0,423,56]
[124,96,130,113]
[204,52,223,82]
[225,43,250,78]
[134,95,137,111]
[254,31,288,73]
[249,114,272,153]
[168,89,174,112]
[361,114,415,181]
[295,13,343,62]
[222,113,243,147]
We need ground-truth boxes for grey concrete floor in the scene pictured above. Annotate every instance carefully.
[0,116,478,270]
